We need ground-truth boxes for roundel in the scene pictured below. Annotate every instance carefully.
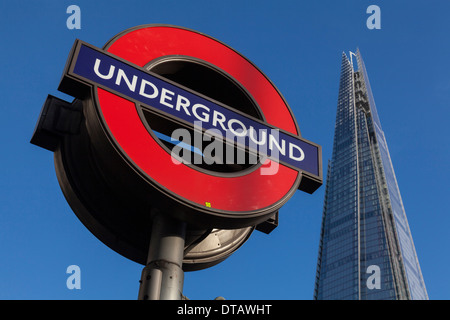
[88,25,301,223]
[31,24,322,266]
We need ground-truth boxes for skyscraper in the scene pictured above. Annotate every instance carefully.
[313,50,428,300]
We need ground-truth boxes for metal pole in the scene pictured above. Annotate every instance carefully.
[138,214,186,300]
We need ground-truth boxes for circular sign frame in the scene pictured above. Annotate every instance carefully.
[31,24,322,267]
[83,25,304,227]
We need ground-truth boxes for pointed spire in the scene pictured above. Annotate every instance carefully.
[340,51,351,70]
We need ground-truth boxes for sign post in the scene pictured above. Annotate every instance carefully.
[138,214,186,300]
[31,25,322,299]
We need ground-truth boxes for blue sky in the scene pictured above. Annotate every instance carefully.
[1,0,449,300]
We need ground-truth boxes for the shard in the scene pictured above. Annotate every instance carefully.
[313,50,428,300]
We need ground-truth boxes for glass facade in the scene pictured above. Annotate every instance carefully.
[313,50,428,300]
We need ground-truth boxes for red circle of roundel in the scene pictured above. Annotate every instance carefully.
[96,25,300,213]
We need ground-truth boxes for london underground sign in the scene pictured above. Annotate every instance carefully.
[65,41,320,177]
[31,25,322,290]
